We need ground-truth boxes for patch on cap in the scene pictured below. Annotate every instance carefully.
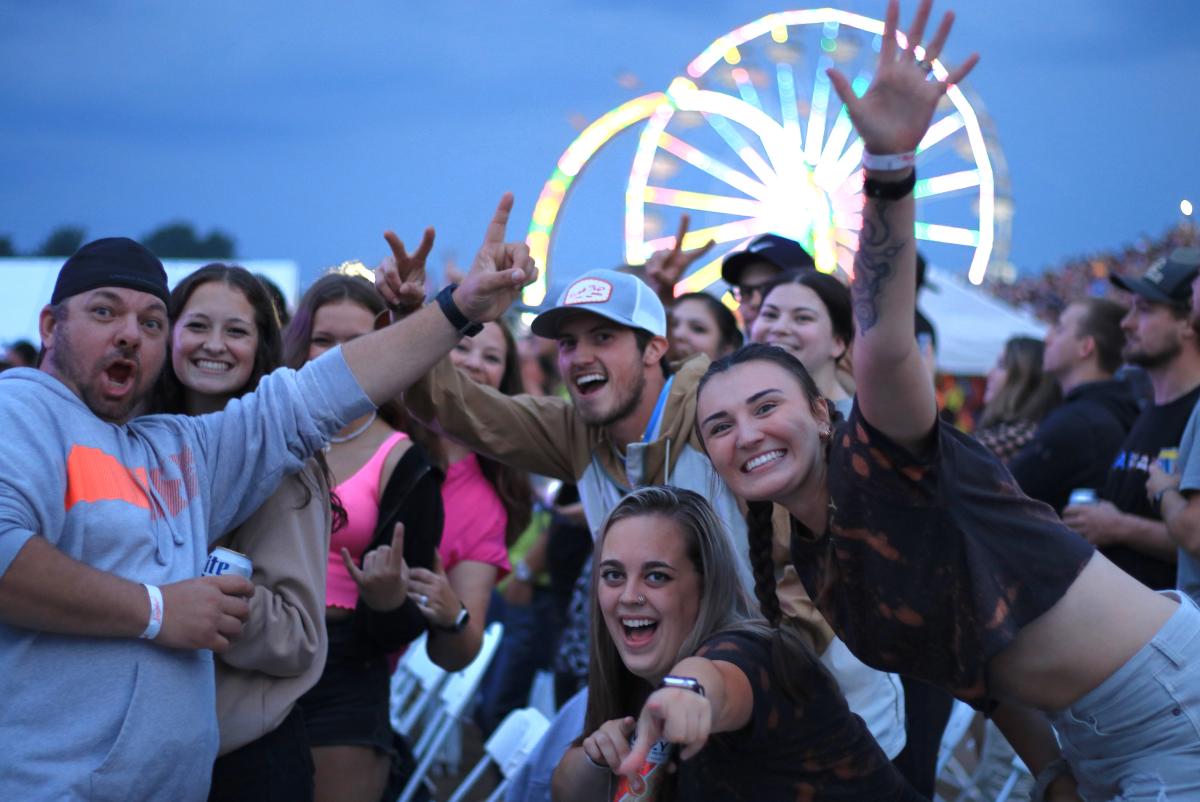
[564,277,613,306]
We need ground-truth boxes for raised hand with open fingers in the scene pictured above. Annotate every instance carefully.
[643,214,716,303]
[341,523,410,611]
[451,193,539,325]
[827,0,979,157]
[376,227,435,312]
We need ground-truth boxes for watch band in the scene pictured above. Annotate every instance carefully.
[863,168,916,201]
[659,675,705,697]
[435,284,483,337]
[435,601,471,634]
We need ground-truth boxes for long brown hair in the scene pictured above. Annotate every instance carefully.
[474,319,532,544]
[581,486,816,761]
[283,272,443,463]
[158,263,344,529]
[695,343,831,649]
[978,336,1061,429]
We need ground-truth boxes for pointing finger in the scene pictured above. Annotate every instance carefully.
[483,192,515,246]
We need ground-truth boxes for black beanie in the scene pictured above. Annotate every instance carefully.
[51,237,170,307]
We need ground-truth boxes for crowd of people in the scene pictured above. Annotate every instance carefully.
[3,3,1200,801]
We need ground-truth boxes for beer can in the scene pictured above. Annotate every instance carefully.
[203,547,253,579]
[1158,448,1179,475]
[612,739,673,802]
[1068,488,1097,507]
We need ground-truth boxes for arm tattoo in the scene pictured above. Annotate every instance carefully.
[852,198,908,333]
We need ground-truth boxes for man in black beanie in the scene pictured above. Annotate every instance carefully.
[41,236,172,423]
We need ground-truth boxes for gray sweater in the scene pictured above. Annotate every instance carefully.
[0,348,372,801]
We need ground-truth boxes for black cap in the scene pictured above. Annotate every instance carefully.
[51,237,169,307]
[1110,247,1200,307]
[721,234,815,286]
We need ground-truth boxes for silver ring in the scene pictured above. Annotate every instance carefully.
[917,58,933,74]
[636,594,646,605]
[419,594,429,607]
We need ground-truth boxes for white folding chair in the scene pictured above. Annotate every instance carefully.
[397,622,505,802]
[446,707,550,802]
[389,633,449,739]
[934,700,980,801]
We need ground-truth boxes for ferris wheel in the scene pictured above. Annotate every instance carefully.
[524,8,1012,310]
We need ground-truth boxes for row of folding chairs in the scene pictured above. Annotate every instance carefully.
[935,700,1033,802]
[388,622,552,802]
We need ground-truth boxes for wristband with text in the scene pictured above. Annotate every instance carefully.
[140,583,164,640]
[862,150,916,172]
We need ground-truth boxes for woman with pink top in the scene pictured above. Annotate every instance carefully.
[285,272,449,802]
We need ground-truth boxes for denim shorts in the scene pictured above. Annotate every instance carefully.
[1049,591,1200,800]
[297,617,395,755]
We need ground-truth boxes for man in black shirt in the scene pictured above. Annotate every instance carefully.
[1063,252,1200,588]
[1009,298,1138,513]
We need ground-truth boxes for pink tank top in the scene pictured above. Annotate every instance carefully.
[326,431,409,609]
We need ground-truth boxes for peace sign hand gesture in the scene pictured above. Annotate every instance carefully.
[376,228,436,313]
[451,193,539,325]
[644,214,716,303]
[341,523,410,612]
[827,0,978,157]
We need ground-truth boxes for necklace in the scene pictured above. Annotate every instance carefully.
[328,411,377,445]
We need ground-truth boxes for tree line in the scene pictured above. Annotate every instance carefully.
[0,223,236,259]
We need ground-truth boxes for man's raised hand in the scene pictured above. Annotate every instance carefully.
[451,193,538,325]
[827,0,978,157]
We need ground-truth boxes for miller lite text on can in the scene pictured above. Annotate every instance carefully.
[1068,488,1097,507]
[203,547,253,580]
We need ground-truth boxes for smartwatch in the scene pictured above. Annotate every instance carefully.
[435,601,471,634]
[513,559,534,583]
[435,284,484,337]
[659,675,705,697]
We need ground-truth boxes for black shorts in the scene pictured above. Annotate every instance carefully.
[297,617,395,755]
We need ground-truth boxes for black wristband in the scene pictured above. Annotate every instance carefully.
[863,169,916,201]
[435,284,483,337]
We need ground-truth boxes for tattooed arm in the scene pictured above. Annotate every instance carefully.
[827,0,978,452]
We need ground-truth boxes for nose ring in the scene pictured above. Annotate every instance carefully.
[636,594,646,605]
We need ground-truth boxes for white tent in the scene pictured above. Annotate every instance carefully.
[920,266,1046,376]
[0,259,299,346]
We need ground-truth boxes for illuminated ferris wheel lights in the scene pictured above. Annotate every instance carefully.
[724,46,742,65]
[918,114,965,153]
[914,170,982,199]
[915,222,980,248]
[645,186,765,219]
[771,25,788,44]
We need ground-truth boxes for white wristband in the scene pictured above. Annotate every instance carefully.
[862,150,916,172]
[140,583,164,640]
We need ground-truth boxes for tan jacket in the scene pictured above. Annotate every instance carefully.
[406,353,832,647]
[213,460,330,754]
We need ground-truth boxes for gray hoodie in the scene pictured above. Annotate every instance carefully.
[0,348,372,801]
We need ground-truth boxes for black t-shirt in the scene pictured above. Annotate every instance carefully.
[1099,383,1200,589]
[674,631,922,801]
[791,403,1095,711]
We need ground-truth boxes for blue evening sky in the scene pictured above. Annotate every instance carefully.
[2,0,1197,290]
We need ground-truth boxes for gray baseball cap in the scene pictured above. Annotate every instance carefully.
[530,269,666,338]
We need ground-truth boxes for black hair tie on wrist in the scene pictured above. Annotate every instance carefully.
[863,169,916,201]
